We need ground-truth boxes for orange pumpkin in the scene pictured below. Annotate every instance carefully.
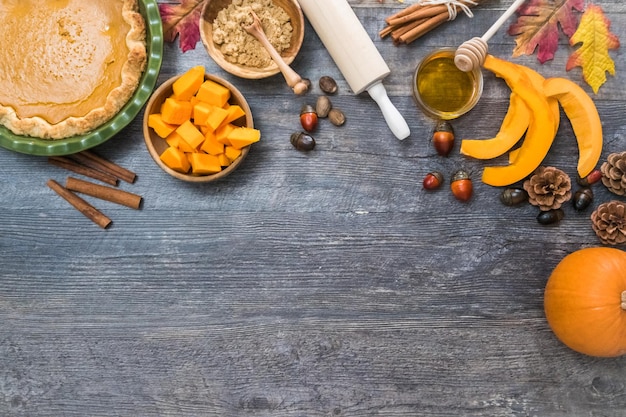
[544,247,626,357]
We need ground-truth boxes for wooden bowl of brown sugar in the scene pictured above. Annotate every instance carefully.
[200,0,304,79]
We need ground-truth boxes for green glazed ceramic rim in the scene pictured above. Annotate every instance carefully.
[0,0,164,156]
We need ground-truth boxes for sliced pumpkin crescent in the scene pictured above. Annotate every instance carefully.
[460,92,530,159]
[543,77,603,178]
[480,55,558,187]
[460,60,559,161]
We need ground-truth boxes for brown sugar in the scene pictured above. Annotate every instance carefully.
[212,0,292,68]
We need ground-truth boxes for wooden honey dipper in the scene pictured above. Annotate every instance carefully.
[454,0,527,72]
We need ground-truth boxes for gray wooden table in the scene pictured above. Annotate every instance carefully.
[2,1,625,416]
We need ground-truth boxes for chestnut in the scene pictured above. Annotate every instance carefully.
[573,187,593,211]
[500,188,528,206]
[537,208,564,225]
[290,132,316,151]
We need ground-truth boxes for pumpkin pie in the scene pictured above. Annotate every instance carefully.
[0,0,147,139]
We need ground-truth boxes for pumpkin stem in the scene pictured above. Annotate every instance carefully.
[622,291,626,311]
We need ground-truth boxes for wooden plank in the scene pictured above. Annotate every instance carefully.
[0,1,625,416]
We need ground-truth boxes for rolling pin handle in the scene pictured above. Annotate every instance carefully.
[367,82,410,140]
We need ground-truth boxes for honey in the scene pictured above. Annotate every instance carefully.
[413,48,483,120]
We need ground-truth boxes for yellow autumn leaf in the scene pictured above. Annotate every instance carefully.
[566,4,620,93]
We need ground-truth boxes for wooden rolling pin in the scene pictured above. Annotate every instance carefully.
[298,0,410,140]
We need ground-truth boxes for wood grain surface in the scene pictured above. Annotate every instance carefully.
[1,1,625,416]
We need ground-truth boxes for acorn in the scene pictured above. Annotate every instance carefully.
[576,169,602,187]
[300,104,318,132]
[500,188,528,206]
[422,171,443,190]
[432,120,455,156]
[537,208,564,225]
[450,170,472,201]
[290,132,316,151]
[573,187,593,211]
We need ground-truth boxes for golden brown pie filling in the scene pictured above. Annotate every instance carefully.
[0,0,147,139]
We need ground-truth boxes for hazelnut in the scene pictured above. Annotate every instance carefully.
[315,95,332,118]
[319,76,338,94]
[328,108,346,126]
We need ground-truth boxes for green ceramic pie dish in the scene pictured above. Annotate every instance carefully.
[0,0,163,156]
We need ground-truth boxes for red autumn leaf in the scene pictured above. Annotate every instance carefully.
[566,4,620,93]
[507,0,584,63]
[159,0,206,53]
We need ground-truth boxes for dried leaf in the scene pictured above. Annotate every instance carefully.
[159,0,206,53]
[508,0,584,63]
[566,4,620,93]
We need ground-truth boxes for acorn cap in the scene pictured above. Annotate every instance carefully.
[434,120,454,134]
[451,170,469,182]
[300,104,316,115]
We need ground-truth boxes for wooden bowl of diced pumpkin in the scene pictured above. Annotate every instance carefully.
[143,66,260,182]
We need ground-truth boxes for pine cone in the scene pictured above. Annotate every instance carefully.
[601,151,626,195]
[523,166,572,211]
[591,200,626,245]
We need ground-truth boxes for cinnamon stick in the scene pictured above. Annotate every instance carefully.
[399,11,451,44]
[65,177,143,210]
[386,4,448,27]
[48,156,118,186]
[382,1,481,45]
[390,18,428,43]
[384,2,426,24]
[76,150,137,184]
[47,179,112,229]
[379,22,398,38]
[380,17,425,40]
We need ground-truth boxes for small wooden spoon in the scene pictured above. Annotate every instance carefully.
[243,10,309,95]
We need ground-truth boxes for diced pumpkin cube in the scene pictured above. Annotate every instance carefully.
[188,153,222,175]
[173,66,205,101]
[215,123,236,145]
[205,106,229,131]
[160,146,190,173]
[221,104,246,126]
[200,130,225,155]
[226,126,261,149]
[217,153,230,167]
[176,120,205,150]
[160,97,193,125]
[193,101,213,126]
[199,124,212,136]
[196,79,231,107]
[148,67,257,178]
[224,145,242,162]
[165,130,195,153]
[148,113,177,138]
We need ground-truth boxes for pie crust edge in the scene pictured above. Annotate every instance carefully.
[0,0,148,140]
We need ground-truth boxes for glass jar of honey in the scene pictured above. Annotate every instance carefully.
[413,48,483,120]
